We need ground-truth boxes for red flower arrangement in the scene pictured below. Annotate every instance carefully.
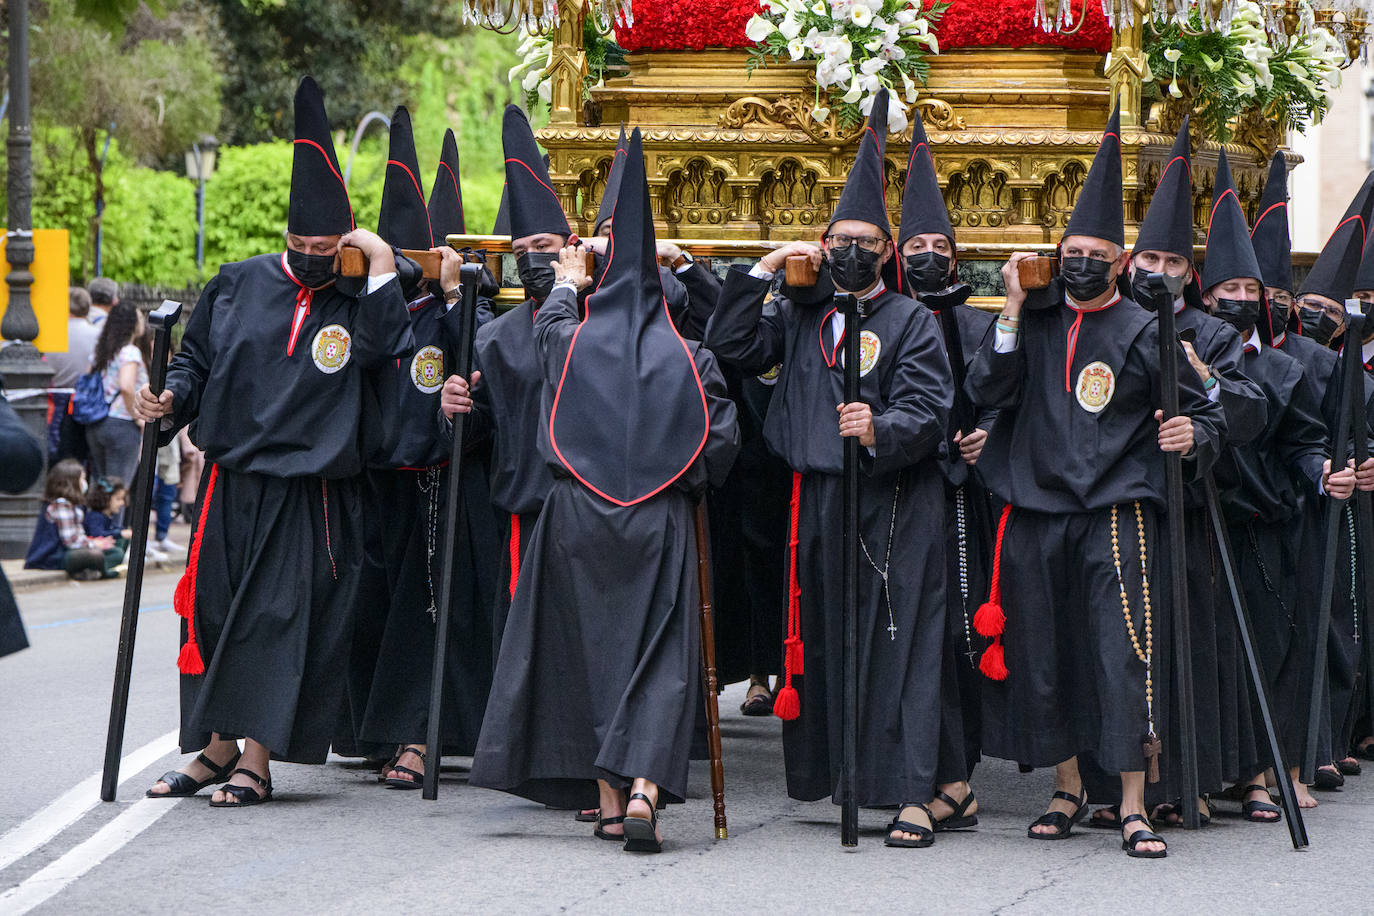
[616,0,1110,53]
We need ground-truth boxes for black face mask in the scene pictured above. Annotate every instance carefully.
[517,251,559,301]
[1269,302,1290,339]
[1299,308,1342,346]
[287,249,336,289]
[1059,256,1115,302]
[827,243,883,293]
[1127,269,1173,312]
[903,251,952,294]
[1211,297,1260,334]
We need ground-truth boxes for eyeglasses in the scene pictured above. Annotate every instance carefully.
[1297,298,1347,321]
[1268,292,1294,308]
[825,234,889,253]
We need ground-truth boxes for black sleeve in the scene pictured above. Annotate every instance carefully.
[162,276,220,439]
[703,267,787,376]
[1205,323,1268,446]
[863,311,954,477]
[695,346,741,489]
[0,394,44,494]
[674,262,724,341]
[351,277,417,369]
[1280,362,1331,489]
[965,326,1026,410]
[1146,326,1226,478]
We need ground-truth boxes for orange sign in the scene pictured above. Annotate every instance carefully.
[0,229,71,353]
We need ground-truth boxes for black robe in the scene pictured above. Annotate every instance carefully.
[707,268,953,807]
[1213,344,1327,774]
[469,285,740,809]
[166,254,413,762]
[685,264,790,685]
[472,299,555,653]
[965,291,1225,773]
[343,293,500,755]
[926,297,997,786]
[0,391,44,658]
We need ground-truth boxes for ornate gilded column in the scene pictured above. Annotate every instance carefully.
[1105,0,1151,128]
[546,0,589,125]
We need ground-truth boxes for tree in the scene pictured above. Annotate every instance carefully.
[26,0,223,277]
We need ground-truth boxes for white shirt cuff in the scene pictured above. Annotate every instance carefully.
[1206,381,1221,403]
[749,263,775,281]
[993,327,1020,352]
[365,272,396,294]
[552,279,579,294]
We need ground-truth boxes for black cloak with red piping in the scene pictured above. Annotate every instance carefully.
[546,128,710,507]
[1301,171,1374,304]
[502,105,571,241]
[289,76,354,236]
[829,88,891,237]
[377,106,433,250]
[593,125,629,235]
[1201,150,1263,294]
[1134,116,1193,262]
[428,128,466,244]
[1251,152,1293,295]
[1062,102,1123,248]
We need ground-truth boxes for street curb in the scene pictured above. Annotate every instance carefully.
[8,559,183,594]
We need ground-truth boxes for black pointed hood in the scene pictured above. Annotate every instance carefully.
[1063,102,1123,248]
[492,183,510,235]
[828,89,891,237]
[427,129,465,245]
[897,113,953,247]
[502,105,570,241]
[1300,171,1374,303]
[1201,150,1263,291]
[289,76,354,236]
[546,127,709,507]
[376,107,432,250]
[1250,152,1292,294]
[1134,116,1193,261]
[594,125,630,235]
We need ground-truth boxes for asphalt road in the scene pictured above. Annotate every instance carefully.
[2,574,1371,914]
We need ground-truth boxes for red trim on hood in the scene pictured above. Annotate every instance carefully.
[294,138,356,229]
[387,158,435,244]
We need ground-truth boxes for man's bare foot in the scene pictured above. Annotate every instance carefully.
[928,781,978,828]
[1121,816,1166,856]
[211,739,271,805]
[146,737,240,796]
[1152,796,1210,826]
[1294,783,1318,809]
[888,804,934,845]
[384,745,425,786]
[1030,784,1084,837]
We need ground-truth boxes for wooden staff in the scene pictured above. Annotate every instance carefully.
[101,299,183,802]
[422,263,484,800]
[839,291,860,848]
[1304,298,1358,783]
[338,246,442,279]
[1203,475,1309,848]
[692,500,728,839]
[1145,271,1200,826]
[1341,303,1374,764]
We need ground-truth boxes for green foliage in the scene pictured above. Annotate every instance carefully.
[101,162,200,286]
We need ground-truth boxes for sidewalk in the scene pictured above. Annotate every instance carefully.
[3,519,192,593]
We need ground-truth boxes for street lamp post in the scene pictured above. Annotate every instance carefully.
[186,136,218,273]
[1,0,54,559]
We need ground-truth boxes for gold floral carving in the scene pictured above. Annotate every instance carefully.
[718,95,966,142]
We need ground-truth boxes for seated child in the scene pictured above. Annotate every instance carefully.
[24,459,119,579]
[84,476,132,572]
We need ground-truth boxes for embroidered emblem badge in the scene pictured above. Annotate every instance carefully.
[858,330,881,377]
[411,345,444,394]
[757,363,782,386]
[1076,360,1115,414]
[312,324,351,375]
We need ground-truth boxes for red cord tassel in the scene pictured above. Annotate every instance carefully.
[775,471,805,721]
[508,513,521,601]
[175,464,218,675]
[977,504,1013,680]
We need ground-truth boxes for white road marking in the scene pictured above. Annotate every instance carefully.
[0,797,178,914]
[0,729,179,874]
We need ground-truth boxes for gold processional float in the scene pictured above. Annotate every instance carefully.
[451,0,1371,302]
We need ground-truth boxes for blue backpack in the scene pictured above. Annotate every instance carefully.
[71,369,116,424]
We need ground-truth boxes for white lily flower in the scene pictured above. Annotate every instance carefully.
[811,0,827,15]
[842,75,864,103]
[860,92,875,115]
[860,56,886,75]
[779,14,803,39]
[1163,47,1182,63]
[812,106,832,123]
[851,4,873,26]
[1168,77,1183,98]
[902,70,918,102]
[888,98,909,134]
[745,14,776,41]
[522,69,544,92]
[788,38,806,59]
[537,79,552,103]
